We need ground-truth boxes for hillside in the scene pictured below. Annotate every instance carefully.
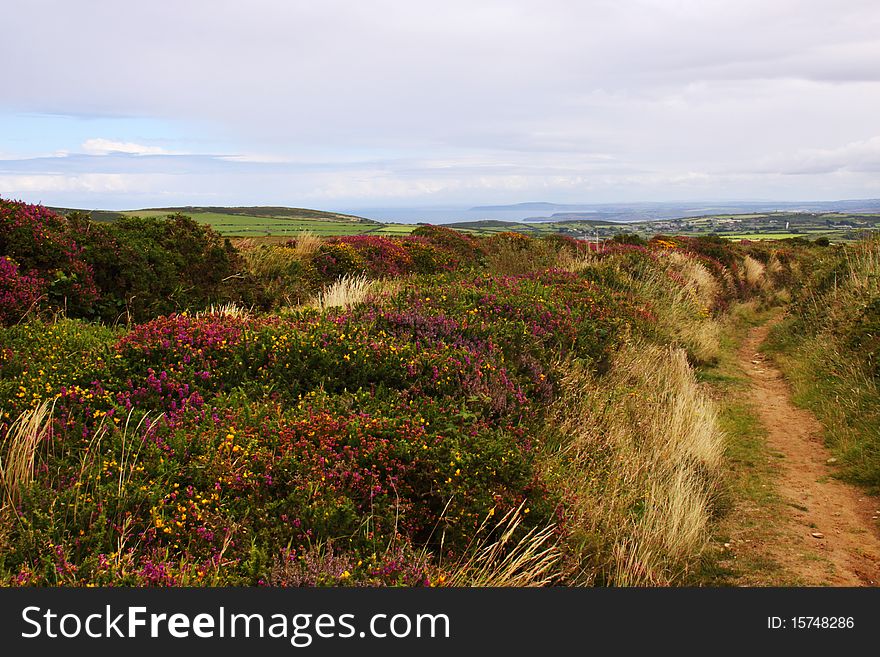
[51,205,375,223]
[48,204,402,237]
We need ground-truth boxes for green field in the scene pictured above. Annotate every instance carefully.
[369,223,419,235]
[720,230,872,241]
[119,211,405,236]
[720,232,811,240]
[114,209,420,237]
[48,205,423,237]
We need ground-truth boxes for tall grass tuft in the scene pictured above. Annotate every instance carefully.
[311,274,374,311]
[668,251,721,311]
[741,255,767,290]
[555,249,597,273]
[0,401,53,510]
[197,302,249,318]
[846,234,880,292]
[440,504,562,587]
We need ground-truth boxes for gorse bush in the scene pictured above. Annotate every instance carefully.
[410,224,485,265]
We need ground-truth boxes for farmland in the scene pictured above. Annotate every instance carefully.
[123,211,378,237]
[2,196,879,587]
[447,212,880,243]
[51,204,880,242]
[50,205,414,238]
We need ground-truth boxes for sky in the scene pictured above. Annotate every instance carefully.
[2,0,880,211]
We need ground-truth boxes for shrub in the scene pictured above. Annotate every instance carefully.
[69,212,247,322]
[612,232,647,246]
[0,257,45,325]
[0,200,98,322]
[410,225,485,265]
[400,237,452,274]
[311,241,368,282]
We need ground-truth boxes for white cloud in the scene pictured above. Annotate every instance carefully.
[788,137,880,175]
[81,138,171,156]
[0,173,170,194]
[749,136,880,176]
[217,154,298,164]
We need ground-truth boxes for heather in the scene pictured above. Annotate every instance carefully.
[0,200,98,318]
[0,198,787,586]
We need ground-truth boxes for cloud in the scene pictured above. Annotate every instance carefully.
[750,136,880,175]
[81,138,172,156]
[0,172,167,194]
[1,1,879,207]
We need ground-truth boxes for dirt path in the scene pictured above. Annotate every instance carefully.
[730,322,880,585]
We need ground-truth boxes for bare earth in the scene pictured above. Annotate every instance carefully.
[725,322,880,586]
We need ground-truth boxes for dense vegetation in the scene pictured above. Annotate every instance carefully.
[766,236,880,491]
[0,198,802,586]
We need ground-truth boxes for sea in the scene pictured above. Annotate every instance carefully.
[335,206,596,225]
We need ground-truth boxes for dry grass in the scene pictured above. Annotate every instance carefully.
[311,273,374,311]
[555,250,599,273]
[239,244,299,280]
[542,343,724,586]
[239,232,320,277]
[288,231,322,260]
[485,240,559,276]
[0,401,53,510]
[440,503,562,587]
[643,255,723,364]
[196,302,249,318]
[668,251,720,311]
[741,255,767,290]
[678,317,722,365]
[766,254,785,279]
[805,237,880,332]
[370,277,404,301]
[237,232,324,307]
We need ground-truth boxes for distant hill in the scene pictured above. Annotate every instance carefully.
[470,202,597,212]
[50,205,377,224]
[441,220,531,230]
[469,199,880,223]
